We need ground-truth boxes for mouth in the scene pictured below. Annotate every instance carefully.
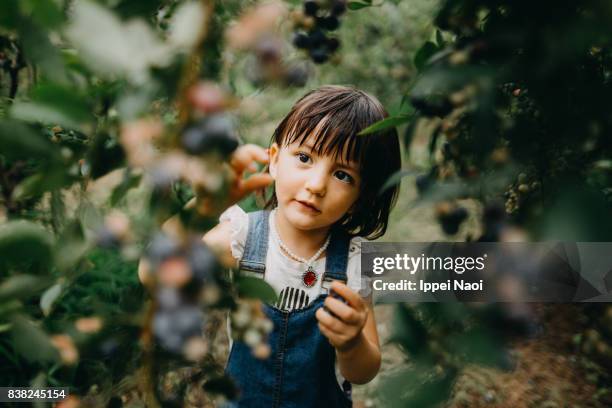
[295,200,321,213]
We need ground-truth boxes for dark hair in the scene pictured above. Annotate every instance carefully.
[265,85,401,239]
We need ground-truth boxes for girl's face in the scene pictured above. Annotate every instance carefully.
[269,137,361,234]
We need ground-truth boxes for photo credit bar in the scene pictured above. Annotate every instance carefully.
[362,242,612,302]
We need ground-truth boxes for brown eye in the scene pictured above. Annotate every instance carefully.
[296,152,311,163]
[334,170,354,184]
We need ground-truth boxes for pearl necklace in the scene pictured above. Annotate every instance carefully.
[271,215,330,288]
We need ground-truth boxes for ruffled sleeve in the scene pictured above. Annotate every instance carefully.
[346,237,371,298]
[219,205,249,260]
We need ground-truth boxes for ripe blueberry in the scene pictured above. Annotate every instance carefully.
[303,1,319,17]
[293,32,311,49]
[310,47,329,64]
[181,114,239,157]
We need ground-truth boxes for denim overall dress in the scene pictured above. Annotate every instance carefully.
[226,210,353,408]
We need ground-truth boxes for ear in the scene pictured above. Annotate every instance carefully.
[269,142,280,179]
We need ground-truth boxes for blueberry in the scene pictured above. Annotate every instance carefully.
[181,126,207,154]
[284,64,310,87]
[438,207,468,235]
[293,32,311,49]
[410,96,453,117]
[308,29,327,47]
[146,233,181,265]
[149,165,178,193]
[99,338,120,358]
[415,174,432,194]
[255,36,282,64]
[319,16,339,31]
[304,1,319,17]
[187,241,219,285]
[309,47,329,64]
[153,305,204,354]
[96,227,121,249]
[157,287,182,310]
[331,1,347,16]
[326,37,340,52]
[181,114,239,156]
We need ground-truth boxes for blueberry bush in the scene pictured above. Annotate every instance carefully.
[365,0,612,406]
[2,0,612,407]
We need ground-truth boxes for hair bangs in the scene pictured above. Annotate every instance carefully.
[283,109,365,168]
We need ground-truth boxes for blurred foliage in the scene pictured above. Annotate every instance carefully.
[0,0,282,405]
[367,0,612,406]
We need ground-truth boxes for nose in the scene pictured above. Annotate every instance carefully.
[305,166,328,196]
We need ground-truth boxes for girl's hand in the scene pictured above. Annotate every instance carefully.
[227,144,274,204]
[315,281,368,352]
[191,144,274,216]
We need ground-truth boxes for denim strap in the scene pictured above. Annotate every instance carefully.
[238,210,270,276]
[322,227,350,289]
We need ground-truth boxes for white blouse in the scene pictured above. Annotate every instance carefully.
[220,205,368,311]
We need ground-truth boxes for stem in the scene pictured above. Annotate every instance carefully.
[175,0,216,132]
[140,299,161,408]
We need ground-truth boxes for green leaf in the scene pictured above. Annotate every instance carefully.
[414,41,439,72]
[54,219,91,274]
[65,1,173,81]
[348,2,371,11]
[0,120,59,161]
[116,84,158,120]
[0,221,54,274]
[40,282,62,317]
[435,29,445,48]
[411,65,492,100]
[10,315,59,364]
[110,169,143,206]
[17,18,68,84]
[55,240,91,273]
[358,114,412,136]
[378,169,417,195]
[30,83,93,125]
[12,170,74,201]
[0,275,50,302]
[0,0,20,30]
[236,276,278,303]
[20,0,64,29]
[11,102,83,130]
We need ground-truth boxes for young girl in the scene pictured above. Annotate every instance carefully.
[203,85,401,407]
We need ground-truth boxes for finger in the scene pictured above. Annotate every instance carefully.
[318,322,342,345]
[318,322,335,341]
[330,281,365,311]
[230,144,269,174]
[324,296,361,325]
[315,307,345,333]
[234,173,274,198]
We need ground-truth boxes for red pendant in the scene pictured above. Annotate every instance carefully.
[302,267,317,287]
